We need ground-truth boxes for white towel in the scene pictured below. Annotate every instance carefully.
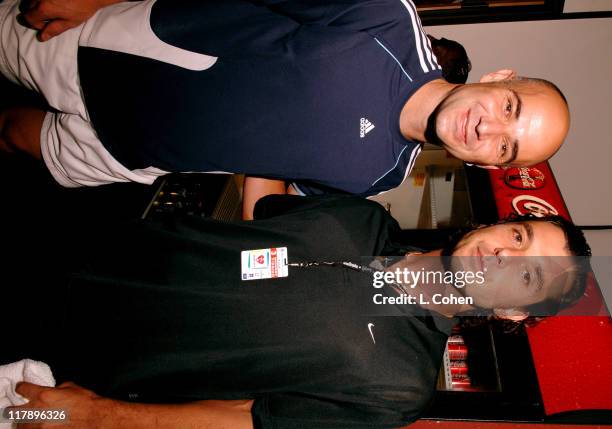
[0,359,55,429]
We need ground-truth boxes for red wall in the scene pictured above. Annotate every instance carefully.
[486,163,612,415]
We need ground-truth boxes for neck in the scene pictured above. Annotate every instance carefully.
[399,79,460,142]
[389,249,475,318]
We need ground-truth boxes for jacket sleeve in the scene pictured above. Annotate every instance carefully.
[150,0,411,58]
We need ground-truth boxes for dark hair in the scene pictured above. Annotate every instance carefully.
[429,36,472,84]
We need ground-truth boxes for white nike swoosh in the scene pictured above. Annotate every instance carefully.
[367,323,376,344]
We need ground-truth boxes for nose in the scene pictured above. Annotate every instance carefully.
[493,247,522,265]
[475,117,507,140]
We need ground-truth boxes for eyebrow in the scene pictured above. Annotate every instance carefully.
[524,223,545,291]
[523,222,534,243]
[502,90,523,165]
[534,265,544,291]
[511,89,523,120]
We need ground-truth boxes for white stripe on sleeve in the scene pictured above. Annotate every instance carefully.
[409,0,439,71]
[423,32,441,70]
[398,0,429,73]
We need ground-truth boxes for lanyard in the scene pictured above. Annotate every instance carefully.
[287,260,377,274]
[287,259,412,296]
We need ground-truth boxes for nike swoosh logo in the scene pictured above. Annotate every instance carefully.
[367,323,376,344]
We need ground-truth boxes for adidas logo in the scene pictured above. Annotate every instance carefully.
[360,118,375,138]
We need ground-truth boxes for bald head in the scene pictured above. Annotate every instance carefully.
[430,70,570,167]
[504,77,570,164]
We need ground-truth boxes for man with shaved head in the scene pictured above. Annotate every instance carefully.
[0,0,569,206]
[424,73,569,166]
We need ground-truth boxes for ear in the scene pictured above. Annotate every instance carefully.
[493,308,529,322]
[479,69,517,83]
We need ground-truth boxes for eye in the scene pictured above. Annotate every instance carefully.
[504,98,512,118]
[500,140,508,159]
[522,270,531,285]
[512,228,523,246]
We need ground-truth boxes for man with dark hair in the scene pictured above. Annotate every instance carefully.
[4,195,590,429]
[0,0,570,205]
[427,35,472,84]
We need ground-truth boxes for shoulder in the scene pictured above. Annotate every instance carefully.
[256,195,390,218]
[289,196,399,233]
[315,196,395,222]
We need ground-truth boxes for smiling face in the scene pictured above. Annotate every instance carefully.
[431,79,570,166]
[451,220,575,310]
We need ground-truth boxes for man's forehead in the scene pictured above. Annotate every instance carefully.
[528,220,567,244]
[511,89,567,164]
[543,260,579,300]
[513,105,544,159]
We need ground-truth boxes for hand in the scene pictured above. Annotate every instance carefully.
[18,0,123,41]
[9,381,112,429]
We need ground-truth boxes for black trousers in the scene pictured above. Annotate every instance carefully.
[3,229,71,382]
